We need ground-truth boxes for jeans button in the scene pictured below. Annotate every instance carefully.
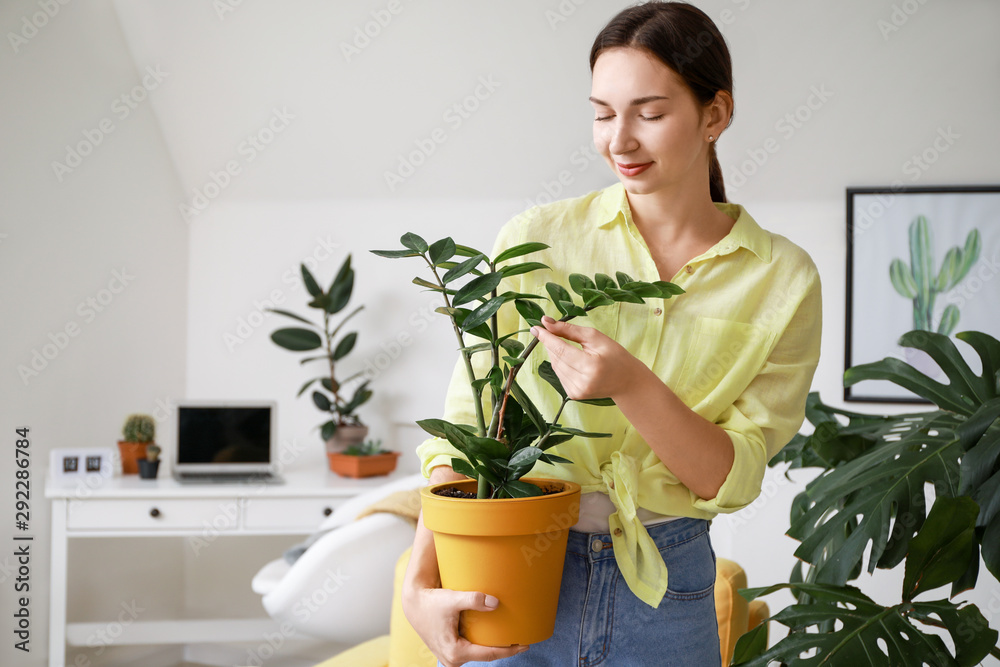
[591,539,603,553]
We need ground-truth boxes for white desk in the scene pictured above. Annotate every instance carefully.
[45,466,408,667]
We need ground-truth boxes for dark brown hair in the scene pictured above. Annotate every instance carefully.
[590,2,733,203]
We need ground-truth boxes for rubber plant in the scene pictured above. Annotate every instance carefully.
[889,215,981,335]
[267,255,372,443]
[372,233,684,499]
[732,330,1000,666]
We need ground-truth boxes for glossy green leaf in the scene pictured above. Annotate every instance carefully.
[370,248,420,258]
[545,282,572,307]
[732,582,996,667]
[442,253,487,284]
[652,280,685,297]
[508,446,543,469]
[320,420,337,441]
[568,273,596,295]
[327,265,353,314]
[462,296,506,332]
[514,299,545,327]
[428,237,456,265]
[619,281,663,298]
[595,273,616,291]
[412,276,445,292]
[297,377,321,397]
[501,479,544,498]
[581,289,614,308]
[450,457,478,478]
[493,242,549,264]
[552,425,612,438]
[312,391,331,411]
[604,288,645,305]
[332,332,357,361]
[903,496,978,601]
[266,308,316,326]
[452,272,502,307]
[453,244,485,258]
[272,328,323,351]
[537,361,566,399]
[300,263,323,298]
[499,261,549,278]
[400,232,429,253]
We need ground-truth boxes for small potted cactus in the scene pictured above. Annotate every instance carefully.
[326,438,400,478]
[138,443,161,479]
[118,414,156,475]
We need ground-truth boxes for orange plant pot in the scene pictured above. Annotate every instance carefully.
[327,451,400,478]
[117,441,149,475]
[420,477,581,647]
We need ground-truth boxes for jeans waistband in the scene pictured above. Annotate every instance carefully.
[566,516,710,561]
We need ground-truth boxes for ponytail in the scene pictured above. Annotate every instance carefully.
[708,143,726,203]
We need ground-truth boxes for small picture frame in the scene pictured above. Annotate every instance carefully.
[846,185,1000,402]
[50,448,114,481]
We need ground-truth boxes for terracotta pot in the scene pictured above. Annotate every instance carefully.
[420,477,581,646]
[324,424,369,453]
[327,451,399,478]
[117,441,149,475]
[137,459,160,480]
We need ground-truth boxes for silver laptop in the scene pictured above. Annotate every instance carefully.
[172,400,283,484]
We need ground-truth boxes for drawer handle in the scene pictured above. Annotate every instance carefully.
[149,508,161,518]
[323,507,333,517]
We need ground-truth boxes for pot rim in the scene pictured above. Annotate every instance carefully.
[421,477,580,504]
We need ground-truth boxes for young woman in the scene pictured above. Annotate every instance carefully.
[403,3,822,665]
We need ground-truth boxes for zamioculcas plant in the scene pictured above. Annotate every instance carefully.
[267,255,372,443]
[371,233,684,499]
[890,215,981,335]
[732,330,1000,666]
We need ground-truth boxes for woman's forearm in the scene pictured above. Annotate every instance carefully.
[403,465,468,595]
[611,361,734,500]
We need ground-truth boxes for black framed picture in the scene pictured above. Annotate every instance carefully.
[846,185,1000,402]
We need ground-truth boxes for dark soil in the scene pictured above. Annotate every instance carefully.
[433,484,563,498]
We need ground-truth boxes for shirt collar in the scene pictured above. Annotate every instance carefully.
[594,182,772,263]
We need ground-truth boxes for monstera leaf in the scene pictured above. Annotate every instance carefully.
[732,582,996,667]
[736,331,1000,665]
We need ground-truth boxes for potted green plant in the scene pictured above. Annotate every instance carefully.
[731,330,1000,666]
[372,232,683,646]
[138,443,161,479]
[267,255,373,462]
[327,438,400,478]
[118,413,156,475]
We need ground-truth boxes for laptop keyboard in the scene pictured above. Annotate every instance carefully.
[174,471,279,484]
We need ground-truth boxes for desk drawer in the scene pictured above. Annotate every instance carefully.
[67,498,237,531]
[243,497,340,531]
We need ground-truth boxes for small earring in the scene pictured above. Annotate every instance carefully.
[708,135,715,142]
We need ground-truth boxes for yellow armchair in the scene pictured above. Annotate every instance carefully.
[315,549,768,667]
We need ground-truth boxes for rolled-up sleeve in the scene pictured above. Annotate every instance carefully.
[692,272,822,514]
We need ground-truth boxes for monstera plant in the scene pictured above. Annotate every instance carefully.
[733,330,1000,666]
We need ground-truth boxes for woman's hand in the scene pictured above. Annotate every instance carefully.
[402,465,529,666]
[402,585,529,666]
[530,315,641,400]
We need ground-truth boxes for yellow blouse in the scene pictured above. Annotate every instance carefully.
[416,182,823,608]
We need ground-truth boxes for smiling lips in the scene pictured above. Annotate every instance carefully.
[616,162,652,176]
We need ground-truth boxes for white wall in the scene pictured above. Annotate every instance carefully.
[3,1,1000,665]
[0,1,190,665]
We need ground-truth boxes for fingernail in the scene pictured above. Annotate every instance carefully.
[541,315,555,324]
[484,595,499,609]
[529,326,538,337]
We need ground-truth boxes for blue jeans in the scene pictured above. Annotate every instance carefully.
[456,517,721,666]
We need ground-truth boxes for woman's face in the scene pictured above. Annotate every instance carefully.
[590,47,712,197]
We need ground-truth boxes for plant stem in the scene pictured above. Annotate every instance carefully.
[425,257,487,438]
[534,396,570,450]
[323,311,344,413]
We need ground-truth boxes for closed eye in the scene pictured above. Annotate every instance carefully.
[641,114,664,121]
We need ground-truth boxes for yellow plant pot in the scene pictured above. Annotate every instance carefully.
[420,477,581,647]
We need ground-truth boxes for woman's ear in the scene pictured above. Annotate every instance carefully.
[705,91,734,138]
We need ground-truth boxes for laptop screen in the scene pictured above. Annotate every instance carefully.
[177,405,272,465]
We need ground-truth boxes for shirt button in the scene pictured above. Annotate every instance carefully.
[653,307,663,316]
[591,539,604,553]
[613,528,623,537]
[685,265,694,274]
